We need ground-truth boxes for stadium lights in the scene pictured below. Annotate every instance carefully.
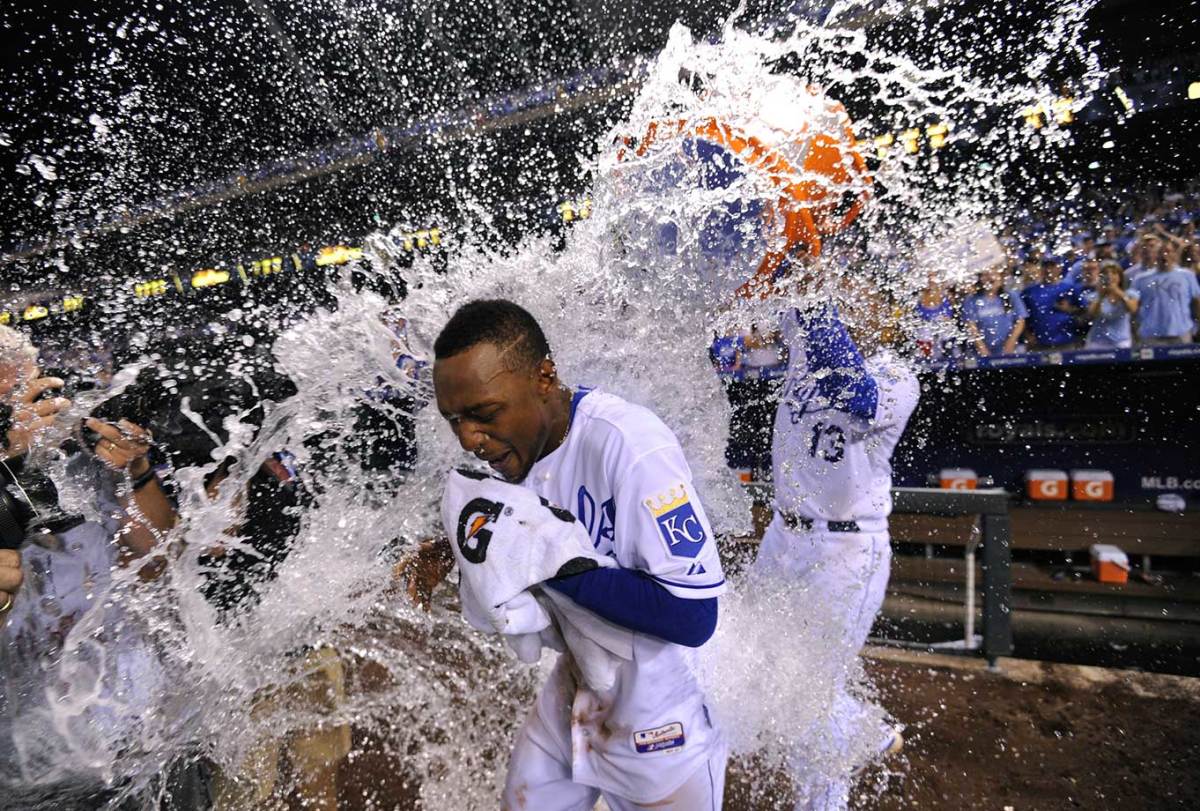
[1189,82,1200,101]
[871,133,893,160]
[250,256,284,276]
[1019,104,1045,129]
[316,245,365,266]
[191,268,231,289]
[1019,97,1075,129]
[558,199,593,222]
[852,122,950,161]
[1113,86,1135,113]
[398,229,441,251]
[135,279,170,298]
[1051,97,1074,125]
[1,296,87,323]
[2,240,373,330]
[925,122,950,149]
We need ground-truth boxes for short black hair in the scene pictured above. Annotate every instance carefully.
[434,299,550,370]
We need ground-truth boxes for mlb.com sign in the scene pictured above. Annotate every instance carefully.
[1141,476,1200,491]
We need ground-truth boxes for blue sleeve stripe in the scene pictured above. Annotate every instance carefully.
[651,575,726,590]
[546,567,718,647]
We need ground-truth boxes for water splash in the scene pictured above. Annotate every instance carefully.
[1,2,1103,808]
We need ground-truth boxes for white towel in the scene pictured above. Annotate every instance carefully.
[441,468,633,690]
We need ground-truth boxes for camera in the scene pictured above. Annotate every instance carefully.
[41,366,102,401]
[0,456,85,550]
[88,360,296,470]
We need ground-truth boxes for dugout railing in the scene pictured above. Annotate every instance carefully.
[889,487,1013,667]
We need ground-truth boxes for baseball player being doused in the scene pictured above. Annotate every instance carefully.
[749,276,919,811]
[399,300,728,810]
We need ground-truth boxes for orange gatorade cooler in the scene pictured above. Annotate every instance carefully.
[1026,469,1068,501]
[1071,469,1114,502]
[939,468,978,490]
[1090,544,1130,585]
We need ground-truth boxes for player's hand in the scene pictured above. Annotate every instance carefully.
[86,418,153,476]
[6,377,69,458]
[393,538,455,611]
[0,548,22,622]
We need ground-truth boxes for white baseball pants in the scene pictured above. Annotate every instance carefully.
[750,515,894,811]
[501,697,727,811]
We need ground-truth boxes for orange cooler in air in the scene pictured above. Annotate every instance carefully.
[1071,469,1114,502]
[1026,469,1068,501]
[939,468,978,490]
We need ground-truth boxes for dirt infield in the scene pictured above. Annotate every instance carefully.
[859,649,1200,811]
[327,648,1200,810]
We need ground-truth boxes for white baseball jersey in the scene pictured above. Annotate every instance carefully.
[773,307,920,527]
[519,388,726,803]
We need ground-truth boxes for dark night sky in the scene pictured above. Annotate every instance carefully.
[0,0,1194,296]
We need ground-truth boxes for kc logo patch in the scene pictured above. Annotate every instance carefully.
[644,484,707,559]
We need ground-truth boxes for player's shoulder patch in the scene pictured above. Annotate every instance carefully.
[644,484,707,559]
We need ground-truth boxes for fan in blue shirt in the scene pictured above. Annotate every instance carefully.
[961,267,1028,356]
[1021,259,1083,349]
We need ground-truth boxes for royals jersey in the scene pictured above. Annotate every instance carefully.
[521,388,725,802]
[773,306,920,528]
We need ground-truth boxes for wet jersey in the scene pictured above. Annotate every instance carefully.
[773,306,920,528]
[521,388,725,802]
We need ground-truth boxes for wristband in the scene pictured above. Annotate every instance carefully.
[130,467,159,492]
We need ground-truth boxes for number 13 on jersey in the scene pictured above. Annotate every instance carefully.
[808,422,845,463]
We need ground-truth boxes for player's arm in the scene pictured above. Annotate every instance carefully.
[544,569,717,647]
[873,367,922,440]
[548,439,725,647]
[800,304,879,420]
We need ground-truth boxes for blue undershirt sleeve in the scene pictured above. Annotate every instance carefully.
[544,566,717,648]
[802,304,879,421]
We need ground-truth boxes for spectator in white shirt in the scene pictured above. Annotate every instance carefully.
[1132,238,1200,344]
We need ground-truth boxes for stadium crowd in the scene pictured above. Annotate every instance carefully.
[915,183,1200,355]
[714,184,1200,376]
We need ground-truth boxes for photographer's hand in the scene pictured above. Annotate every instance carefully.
[0,548,21,623]
[4,376,69,459]
[86,418,153,475]
[87,418,177,579]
